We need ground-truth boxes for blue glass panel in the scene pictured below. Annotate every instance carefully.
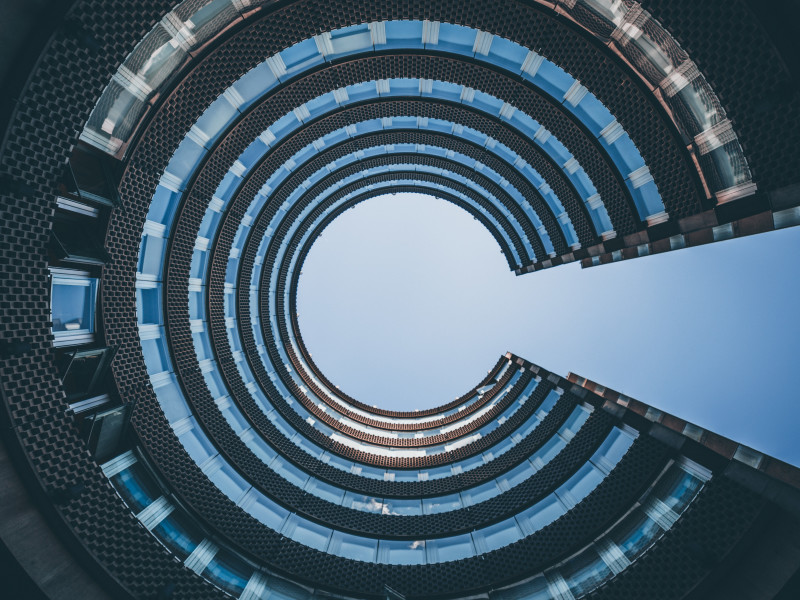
[602,134,646,173]
[270,111,299,141]
[627,179,665,218]
[469,89,504,115]
[328,23,372,57]
[345,81,376,103]
[610,508,662,561]
[531,60,574,99]
[593,428,634,465]
[462,480,499,506]
[436,23,475,55]
[221,404,249,434]
[207,461,249,500]
[384,20,423,49]
[231,61,278,109]
[271,457,309,488]
[474,518,522,553]
[203,368,227,400]
[147,185,181,224]
[141,336,170,375]
[653,467,702,514]
[344,492,386,513]
[386,78,418,97]
[247,494,289,530]
[216,171,242,202]
[138,235,166,278]
[282,514,331,551]
[329,531,378,562]
[110,463,162,513]
[385,498,423,516]
[137,285,161,325]
[246,435,278,465]
[178,423,217,465]
[484,35,528,71]
[193,98,238,149]
[570,93,614,136]
[153,375,190,422]
[425,533,475,562]
[516,494,565,535]
[239,138,268,170]
[305,92,338,119]
[563,547,613,596]
[280,38,324,77]
[423,493,462,514]
[540,437,568,467]
[378,539,425,565]
[393,469,419,482]
[559,407,590,437]
[151,511,202,560]
[428,80,462,102]
[189,249,207,280]
[561,463,605,504]
[305,478,345,504]
[202,548,252,596]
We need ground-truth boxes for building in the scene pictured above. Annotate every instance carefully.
[1,0,799,598]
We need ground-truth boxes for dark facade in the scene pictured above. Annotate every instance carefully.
[1,1,799,599]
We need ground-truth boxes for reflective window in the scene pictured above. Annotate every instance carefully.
[328,531,378,562]
[110,462,162,513]
[473,518,523,553]
[202,547,252,596]
[50,270,98,346]
[152,510,203,560]
[425,533,475,562]
[608,508,663,562]
[281,514,332,551]
[378,539,426,565]
[562,547,613,597]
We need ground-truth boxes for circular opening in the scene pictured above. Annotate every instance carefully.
[297,192,514,411]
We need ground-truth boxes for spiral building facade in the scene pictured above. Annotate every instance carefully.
[1,1,800,599]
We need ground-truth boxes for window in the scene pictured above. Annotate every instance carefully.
[50,268,98,346]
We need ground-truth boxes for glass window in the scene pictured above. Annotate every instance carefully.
[423,493,462,514]
[497,461,536,491]
[462,481,499,507]
[176,420,216,465]
[246,494,289,530]
[653,467,703,514]
[51,271,98,345]
[384,498,423,516]
[378,539,426,565]
[562,548,613,596]
[560,463,605,505]
[473,518,522,554]
[593,428,635,467]
[328,531,378,562]
[608,508,663,562]
[153,374,191,423]
[207,461,249,501]
[202,547,252,596]
[141,335,171,375]
[152,510,203,560]
[304,478,345,504]
[515,494,565,536]
[344,492,387,514]
[425,533,475,563]
[137,284,161,325]
[282,514,332,552]
[110,463,162,513]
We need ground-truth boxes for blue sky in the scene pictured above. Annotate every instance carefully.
[297,193,800,466]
